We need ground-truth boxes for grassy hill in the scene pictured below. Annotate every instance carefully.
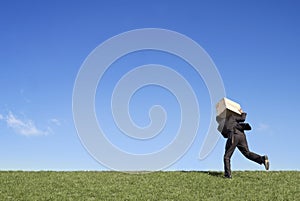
[0,171,299,200]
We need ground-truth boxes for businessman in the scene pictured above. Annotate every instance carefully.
[220,112,269,179]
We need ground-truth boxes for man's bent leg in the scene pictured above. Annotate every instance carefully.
[237,134,264,164]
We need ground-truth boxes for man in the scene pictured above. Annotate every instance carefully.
[220,111,269,179]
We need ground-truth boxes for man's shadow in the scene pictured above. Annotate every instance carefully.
[205,171,224,178]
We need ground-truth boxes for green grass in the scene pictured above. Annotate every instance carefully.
[0,171,299,201]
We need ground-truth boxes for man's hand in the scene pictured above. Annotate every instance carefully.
[238,108,243,114]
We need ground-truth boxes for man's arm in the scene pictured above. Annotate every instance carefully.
[234,112,247,122]
[239,122,252,130]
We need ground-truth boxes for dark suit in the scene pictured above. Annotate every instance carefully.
[223,113,264,177]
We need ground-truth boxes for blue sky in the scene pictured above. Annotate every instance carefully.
[0,1,299,171]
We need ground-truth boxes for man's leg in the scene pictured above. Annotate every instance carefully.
[224,135,238,177]
[237,134,264,164]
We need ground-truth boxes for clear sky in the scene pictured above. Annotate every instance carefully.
[0,0,299,171]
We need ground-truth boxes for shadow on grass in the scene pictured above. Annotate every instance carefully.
[178,171,224,178]
[205,171,224,178]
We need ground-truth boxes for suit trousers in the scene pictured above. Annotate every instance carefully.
[224,132,263,176]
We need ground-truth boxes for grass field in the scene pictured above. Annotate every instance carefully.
[0,171,299,201]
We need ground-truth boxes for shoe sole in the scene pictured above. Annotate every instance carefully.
[264,155,269,170]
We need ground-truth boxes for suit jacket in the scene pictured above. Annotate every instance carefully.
[226,113,251,136]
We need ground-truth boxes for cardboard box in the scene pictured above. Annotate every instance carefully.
[216,98,242,120]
